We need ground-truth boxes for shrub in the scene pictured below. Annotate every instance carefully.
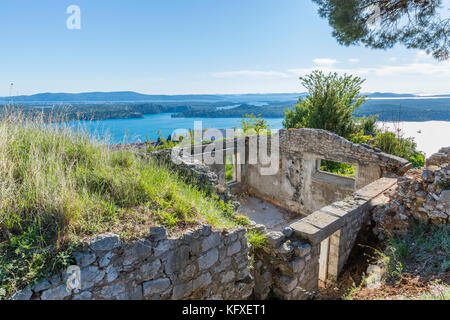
[283,70,366,140]
[373,131,425,167]
[241,113,269,135]
[283,71,425,168]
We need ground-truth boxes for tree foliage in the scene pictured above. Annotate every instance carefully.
[283,70,425,168]
[312,0,450,60]
[241,113,269,135]
[283,70,366,139]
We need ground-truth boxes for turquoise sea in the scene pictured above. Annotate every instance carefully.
[66,114,450,157]
[67,113,284,144]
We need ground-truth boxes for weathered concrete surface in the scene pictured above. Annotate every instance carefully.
[290,177,397,245]
[238,196,299,231]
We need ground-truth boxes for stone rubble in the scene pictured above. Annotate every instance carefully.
[372,149,450,239]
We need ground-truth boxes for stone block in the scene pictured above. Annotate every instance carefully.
[227,241,241,256]
[165,245,190,274]
[41,285,72,300]
[80,266,106,290]
[89,233,121,252]
[73,252,96,268]
[149,226,167,241]
[32,279,52,292]
[193,273,212,290]
[202,233,221,252]
[172,281,193,300]
[275,276,298,293]
[143,278,171,297]
[198,248,219,270]
[11,288,33,300]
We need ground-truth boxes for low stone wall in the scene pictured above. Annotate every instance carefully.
[12,225,253,300]
[426,147,450,167]
[252,226,318,300]
[372,163,450,239]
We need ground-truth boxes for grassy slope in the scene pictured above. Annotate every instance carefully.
[0,113,242,298]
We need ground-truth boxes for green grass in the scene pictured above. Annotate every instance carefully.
[0,111,242,298]
[246,229,267,250]
[225,155,235,183]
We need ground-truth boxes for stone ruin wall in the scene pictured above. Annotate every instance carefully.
[12,225,253,300]
[243,129,410,216]
[251,225,318,300]
[373,147,450,239]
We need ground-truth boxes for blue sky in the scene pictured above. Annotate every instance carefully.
[1,0,450,96]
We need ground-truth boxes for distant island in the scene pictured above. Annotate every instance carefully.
[1,91,450,122]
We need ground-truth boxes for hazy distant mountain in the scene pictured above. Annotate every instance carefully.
[0,91,226,103]
[1,91,449,103]
[366,92,417,98]
[0,91,307,103]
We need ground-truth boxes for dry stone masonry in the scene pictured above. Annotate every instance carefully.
[252,225,318,300]
[373,149,450,239]
[12,225,253,300]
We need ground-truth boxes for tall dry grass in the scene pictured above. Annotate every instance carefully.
[0,110,241,297]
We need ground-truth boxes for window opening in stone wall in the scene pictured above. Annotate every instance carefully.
[318,159,356,179]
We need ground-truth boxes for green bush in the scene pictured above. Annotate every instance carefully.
[283,71,425,168]
[241,113,269,135]
[373,132,425,167]
[283,70,366,140]
[246,229,267,250]
[320,160,356,178]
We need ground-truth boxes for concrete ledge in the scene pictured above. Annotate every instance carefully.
[289,177,398,245]
[353,177,397,201]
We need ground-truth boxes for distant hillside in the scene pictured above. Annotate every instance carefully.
[173,98,450,122]
[0,91,309,103]
[0,91,226,103]
[4,90,450,104]
[2,91,449,122]
[366,92,416,98]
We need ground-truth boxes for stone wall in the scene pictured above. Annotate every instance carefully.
[251,226,318,300]
[279,129,411,175]
[241,129,409,216]
[426,147,450,167]
[11,225,253,300]
[372,163,450,239]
